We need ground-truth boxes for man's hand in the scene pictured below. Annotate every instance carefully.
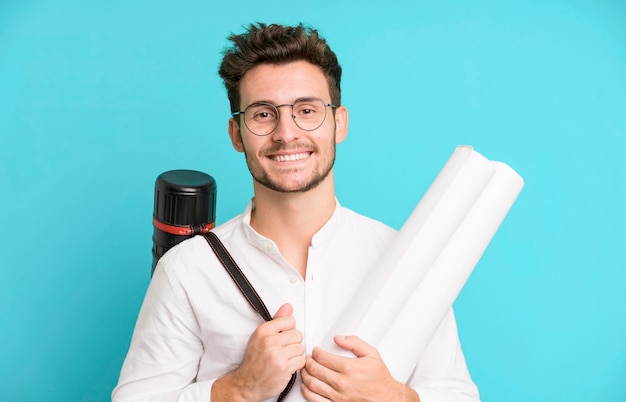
[300,335,420,402]
[211,303,305,402]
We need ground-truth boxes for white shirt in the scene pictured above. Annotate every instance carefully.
[113,202,480,401]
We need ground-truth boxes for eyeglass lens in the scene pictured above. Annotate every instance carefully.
[243,99,329,136]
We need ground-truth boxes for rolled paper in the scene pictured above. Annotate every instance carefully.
[321,146,524,381]
[323,146,495,351]
[377,161,524,381]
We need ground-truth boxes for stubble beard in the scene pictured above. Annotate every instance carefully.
[243,140,337,194]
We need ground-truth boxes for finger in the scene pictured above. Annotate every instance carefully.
[305,353,341,389]
[250,329,302,359]
[310,339,378,374]
[257,314,297,335]
[277,329,304,346]
[301,366,335,401]
[282,342,306,361]
[310,346,348,373]
[273,303,293,319]
[333,335,378,359]
[301,382,332,401]
[301,382,332,402]
[285,354,306,373]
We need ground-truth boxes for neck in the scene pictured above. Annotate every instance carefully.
[251,172,336,241]
[250,172,337,277]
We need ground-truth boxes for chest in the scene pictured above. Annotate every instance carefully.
[190,230,392,379]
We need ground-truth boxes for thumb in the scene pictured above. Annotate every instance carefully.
[273,303,293,319]
[334,335,378,358]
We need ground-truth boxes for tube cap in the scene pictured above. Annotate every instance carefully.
[153,170,216,226]
[152,170,217,275]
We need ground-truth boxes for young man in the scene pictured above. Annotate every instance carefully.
[113,23,480,402]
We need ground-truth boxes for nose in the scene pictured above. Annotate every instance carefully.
[271,104,300,142]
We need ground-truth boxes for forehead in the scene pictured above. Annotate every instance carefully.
[239,60,330,106]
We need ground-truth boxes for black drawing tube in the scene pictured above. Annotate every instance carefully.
[152,170,216,276]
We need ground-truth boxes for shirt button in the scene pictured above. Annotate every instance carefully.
[289,276,299,284]
[265,242,273,251]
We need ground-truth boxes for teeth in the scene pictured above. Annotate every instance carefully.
[274,153,309,162]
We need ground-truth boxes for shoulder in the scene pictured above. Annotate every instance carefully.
[149,211,255,317]
[323,205,398,258]
[154,211,245,280]
[338,205,397,240]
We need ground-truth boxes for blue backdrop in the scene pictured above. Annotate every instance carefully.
[1,1,624,401]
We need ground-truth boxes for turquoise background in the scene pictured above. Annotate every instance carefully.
[1,1,624,401]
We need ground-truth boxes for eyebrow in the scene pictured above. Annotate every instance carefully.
[247,96,326,107]
[293,96,324,103]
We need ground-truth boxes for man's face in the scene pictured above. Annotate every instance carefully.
[228,60,348,193]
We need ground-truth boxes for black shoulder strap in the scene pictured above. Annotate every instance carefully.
[204,231,271,321]
[203,231,296,401]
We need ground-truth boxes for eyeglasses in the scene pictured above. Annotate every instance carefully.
[232,97,337,136]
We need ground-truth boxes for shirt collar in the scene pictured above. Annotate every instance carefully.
[240,198,343,250]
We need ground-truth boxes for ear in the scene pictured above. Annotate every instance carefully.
[334,105,349,144]
[228,118,245,152]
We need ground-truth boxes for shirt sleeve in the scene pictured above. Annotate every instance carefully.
[409,309,481,402]
[111,258,214,402]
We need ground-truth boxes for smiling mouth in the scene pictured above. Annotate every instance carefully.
[270,152,311,162]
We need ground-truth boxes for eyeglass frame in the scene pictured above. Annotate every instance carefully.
[232,97,337,136]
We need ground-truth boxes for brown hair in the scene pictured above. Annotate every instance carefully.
[218,22,342,114]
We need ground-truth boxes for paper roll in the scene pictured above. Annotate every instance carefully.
[377,161,524,380]
[322,146,524,381]
[323,146,494,349]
